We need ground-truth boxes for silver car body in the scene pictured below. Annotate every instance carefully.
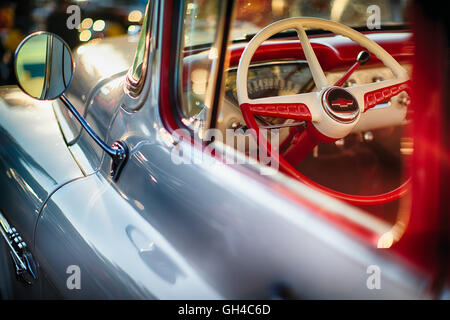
[0,0,433,299]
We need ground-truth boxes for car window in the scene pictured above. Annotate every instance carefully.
[176,0,415,247]
[177,0,224,135]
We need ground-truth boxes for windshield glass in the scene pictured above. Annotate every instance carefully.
[185,0,408,47]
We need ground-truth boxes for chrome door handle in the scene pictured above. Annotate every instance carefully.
[0,211,38,285]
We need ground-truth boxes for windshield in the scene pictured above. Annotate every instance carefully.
[184,0,409,47]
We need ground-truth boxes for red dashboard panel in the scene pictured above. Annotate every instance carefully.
[227,31,413,69]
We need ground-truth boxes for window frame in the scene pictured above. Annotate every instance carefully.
[171,0,235,136]
[125,0,155,99]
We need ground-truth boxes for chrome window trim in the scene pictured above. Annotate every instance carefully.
[124,0,155,101]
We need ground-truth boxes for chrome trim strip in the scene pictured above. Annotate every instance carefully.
[125,1,154,97]
[0,212,27,271]
[227,59,309,72]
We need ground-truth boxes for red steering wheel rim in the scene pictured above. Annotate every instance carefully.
[237,18,411,206]
[241,101,411,206]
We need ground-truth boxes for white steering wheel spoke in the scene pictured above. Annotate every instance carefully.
[296,24,329,90]
[345,78,410,112]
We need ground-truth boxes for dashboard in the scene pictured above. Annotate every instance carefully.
[225,61,315,104]
[217,60,411,137]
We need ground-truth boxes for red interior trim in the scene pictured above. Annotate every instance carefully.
[159,0,180,133]
[242,102,312,121]
[391,3,447,276]
[364,80,411,111]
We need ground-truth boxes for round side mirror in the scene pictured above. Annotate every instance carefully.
[14,32,74,100]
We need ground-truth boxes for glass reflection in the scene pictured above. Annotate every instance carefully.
[15,33,74,100]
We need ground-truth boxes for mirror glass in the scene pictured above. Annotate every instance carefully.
[15,32,74,100]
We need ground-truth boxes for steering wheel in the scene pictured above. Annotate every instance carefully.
[237,18,411,206]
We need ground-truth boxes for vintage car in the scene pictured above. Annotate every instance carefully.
[0,0,448,299]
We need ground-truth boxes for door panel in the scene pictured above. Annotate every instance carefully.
[0,87,83,245]
[34,172,220,299]
[34,111,430,298]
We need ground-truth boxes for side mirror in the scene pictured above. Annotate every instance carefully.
[15,32,74,100]
[14,32,128,181]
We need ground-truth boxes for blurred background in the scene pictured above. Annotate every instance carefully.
[0,0,147,86]
[0,0,407,86]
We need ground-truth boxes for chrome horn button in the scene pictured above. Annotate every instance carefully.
[321,87,360,123]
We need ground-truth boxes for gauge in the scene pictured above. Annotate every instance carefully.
[225,61,314,105]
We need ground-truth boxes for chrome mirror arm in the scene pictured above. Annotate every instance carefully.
[14,32,128,180]
[59,94,128,181]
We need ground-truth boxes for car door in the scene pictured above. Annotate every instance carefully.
[32,0,220,299]
[34,94,431,299]
[32,0,207,299]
